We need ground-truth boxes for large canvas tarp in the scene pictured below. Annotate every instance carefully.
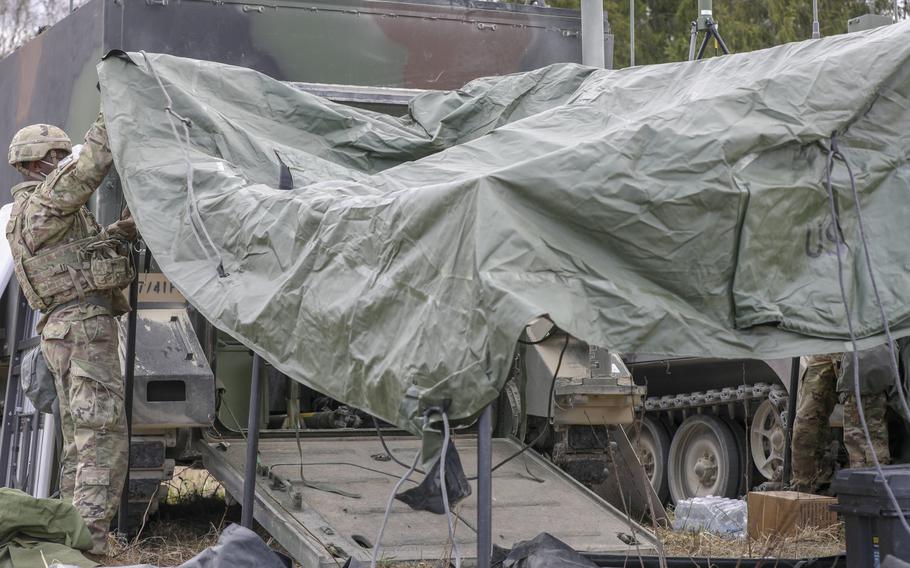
[97,22,910,453]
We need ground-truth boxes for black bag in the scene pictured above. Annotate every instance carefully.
[496,533,598,568]
[395,439,472,514]
[21,345,57,414]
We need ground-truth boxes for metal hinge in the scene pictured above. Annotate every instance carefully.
[242,4,264,13]
[145,0,168,6]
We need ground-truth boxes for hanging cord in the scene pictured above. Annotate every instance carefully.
[824,134,910,538]
[373,330,570,480]
[435,410,463,568]
[373,416,426,475]
[369,409,465,568]
[829,135,910,425]
[140,51,228,278]
[370,435,421,568]
[482,332,571,475]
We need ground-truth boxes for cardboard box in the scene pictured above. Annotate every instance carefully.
[747,491,838,539]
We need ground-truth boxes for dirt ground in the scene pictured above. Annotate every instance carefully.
[91,468,845,567]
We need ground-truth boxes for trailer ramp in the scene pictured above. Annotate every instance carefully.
[198,434,656,567]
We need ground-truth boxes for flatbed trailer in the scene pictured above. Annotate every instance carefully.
[198,432,657,567]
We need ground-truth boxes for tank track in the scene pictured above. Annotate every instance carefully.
[640,381,791,490]
[643,381,789,421]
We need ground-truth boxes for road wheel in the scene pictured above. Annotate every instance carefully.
[723,417,749,495]
[750,399,785,481]
[668,414,741,504]
[627,416,671,503]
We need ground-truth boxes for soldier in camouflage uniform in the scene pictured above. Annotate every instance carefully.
[843,392,890,468]
[838,346,892,469]
[7,113,135,554]
[790,353,839,493]
[791,351,891,493]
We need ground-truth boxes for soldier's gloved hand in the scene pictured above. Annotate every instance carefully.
[106,217,137,241]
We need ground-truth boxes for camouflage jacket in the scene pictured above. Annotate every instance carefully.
[6,113,130,331]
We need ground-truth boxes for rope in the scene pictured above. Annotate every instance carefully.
[437,410,462,568]
[369,408,466,568]
[373,330,569,482]
[373,416,427,475]
[370,443,421,568]
[829,135,910,425]
[140,51,228,278]
[483,332,570,475]
[824,133,910,539]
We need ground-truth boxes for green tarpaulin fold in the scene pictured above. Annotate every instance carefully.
[0,488,95,568]
[98,22,910,455]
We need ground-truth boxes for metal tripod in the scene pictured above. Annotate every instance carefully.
[688,17,730,61]
[687,0,730,61]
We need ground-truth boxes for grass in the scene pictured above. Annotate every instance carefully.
[657,508,845,560]
[86,468,846,567]
[92,467,255,567]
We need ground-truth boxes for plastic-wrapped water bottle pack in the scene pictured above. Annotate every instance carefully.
[672,496,747,538]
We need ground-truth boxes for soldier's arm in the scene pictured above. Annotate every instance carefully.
[31,112,112,214]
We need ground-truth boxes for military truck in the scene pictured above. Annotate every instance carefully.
[612,11,910,508]
[0,1,668,565]
[5,3,900,565]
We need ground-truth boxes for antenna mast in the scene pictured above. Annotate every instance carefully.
[687,0,730,61]
[812,0,821,38]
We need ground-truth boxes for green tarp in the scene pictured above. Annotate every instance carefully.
[97,22,910,454]
[0,488,95,568]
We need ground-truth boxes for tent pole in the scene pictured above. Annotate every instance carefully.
[241,353,263,528]
[477,404,493,568]
[782,357,800,487]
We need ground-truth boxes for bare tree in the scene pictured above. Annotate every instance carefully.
[0,0,89,58]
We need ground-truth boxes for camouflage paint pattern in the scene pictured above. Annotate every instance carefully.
[0,2,606,522]
[843,392,890,468]
[0,0,608,204]
[790,353,839,492]
[7,112,128,553]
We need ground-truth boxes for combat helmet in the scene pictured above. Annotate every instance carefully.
[8,124,72,167]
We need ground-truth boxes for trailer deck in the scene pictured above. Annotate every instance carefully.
[198,433,656,567]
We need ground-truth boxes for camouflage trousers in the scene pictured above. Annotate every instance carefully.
[41,313,127,554]
[791,354,891,492]
[843,392,890,469]
[790,354,839,493]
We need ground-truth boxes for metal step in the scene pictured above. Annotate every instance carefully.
[198,434,656,568]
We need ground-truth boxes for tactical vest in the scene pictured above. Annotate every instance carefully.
[7,181,134,313]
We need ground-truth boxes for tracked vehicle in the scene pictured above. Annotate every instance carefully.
[3,4,903,566]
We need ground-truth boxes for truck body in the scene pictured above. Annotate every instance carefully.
[0,1,661,565]
[5,4,901,564]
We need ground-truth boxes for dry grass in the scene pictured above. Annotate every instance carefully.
[658,520,845,560]
[90,467,237,567]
